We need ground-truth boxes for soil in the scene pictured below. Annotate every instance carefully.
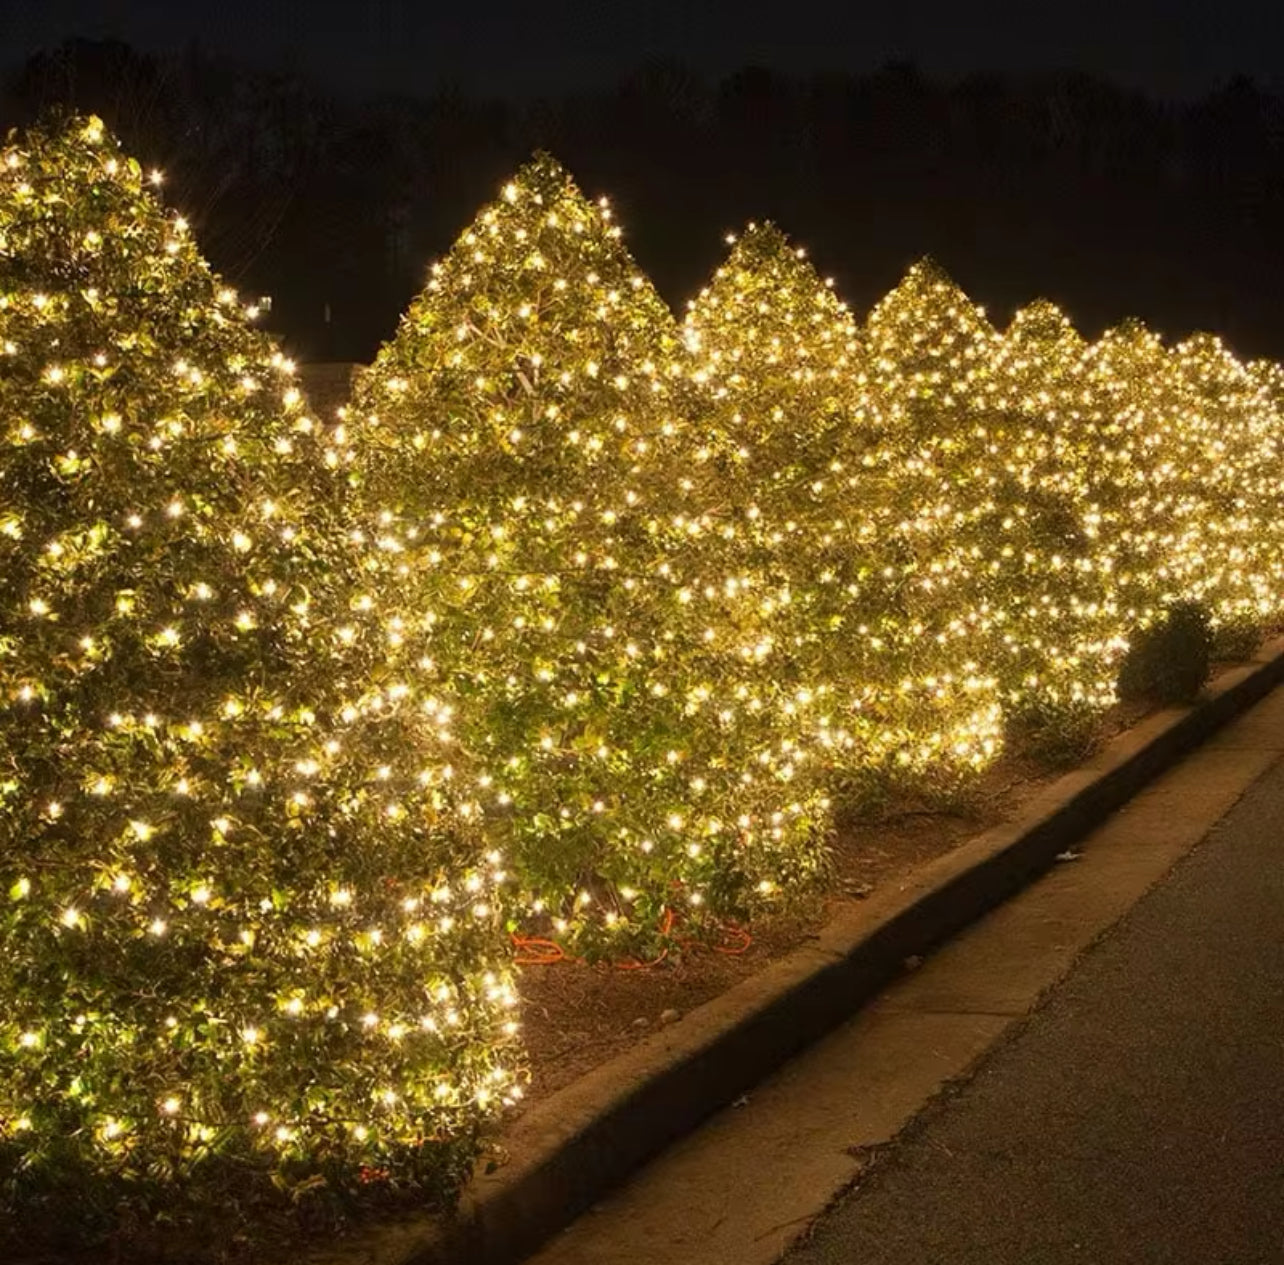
[515,697,1160,1104]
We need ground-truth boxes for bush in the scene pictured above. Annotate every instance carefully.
[1117,602,1214,705]
[1005,698,1104,769]
[863,264,1127,730]
[1170,335,1284,635]
[348,157,829,956]
[681,225,1004,790]
[0,118,520,1241]
[1211,618,1263,663]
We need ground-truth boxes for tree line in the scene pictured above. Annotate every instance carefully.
[4,37,1282,364]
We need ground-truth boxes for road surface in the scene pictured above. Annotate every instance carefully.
[783,752,1284,1265]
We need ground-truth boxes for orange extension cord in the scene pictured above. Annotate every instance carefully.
[512,906,753,969]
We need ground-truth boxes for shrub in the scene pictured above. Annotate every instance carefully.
[1168,334,1284,638]
[1117,601,1214,705]
[681,224,1003,789]
[0,118,520,1242]
[1211,619,1263,663]
[348,157,828,956]
[863,263,1125,730]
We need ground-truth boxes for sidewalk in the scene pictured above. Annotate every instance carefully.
[786,728,1284,1264]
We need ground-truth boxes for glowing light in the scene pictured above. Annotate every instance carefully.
[0,116,519,1209]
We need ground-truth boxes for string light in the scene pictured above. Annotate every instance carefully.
[4,116,1281,1223]
[352,154,831,959]
[0,117,520,1210]
[859,260,1132,736]
[682,224,1004,790]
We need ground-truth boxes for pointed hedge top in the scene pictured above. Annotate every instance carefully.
[510,149,579,198]
[864,255,996,376]
[368,148,678,377]
[1248,356,1284,394]
[0,114,311,472]
[993,300,1087,398]
[352,151,686,514]
[0,113,346,687]
[1081,317,1170,385]
[2,116,269,357]
[1169,336,1268,438]
[1096,315,1165,350]
[862,257,997,420]
[867,255,993,333]
[695,220,842,300]
[683,220,860,389]
[1005,299,1085,350]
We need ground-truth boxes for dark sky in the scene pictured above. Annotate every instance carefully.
[3,0,1283,100]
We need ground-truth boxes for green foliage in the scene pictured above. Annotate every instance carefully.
[862,266,1126,729]
[1211,619,1262,663]
[350,157,829,957]
[352,193,1284,958]
[0,118,519,1235]
[1004,698,1104,769]
[6,119,1284,1254]
[1167,333,1284,639]
[1117,601,1214,705]
[681,224,1004,789]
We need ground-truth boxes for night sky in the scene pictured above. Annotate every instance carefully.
[5,0,1283,100]
[7,0,1284,362]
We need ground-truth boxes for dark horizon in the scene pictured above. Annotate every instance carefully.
[4,28,1284,368]
[6,0,1284,103]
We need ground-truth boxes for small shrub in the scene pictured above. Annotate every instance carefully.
[1211,618,1263,663]
[1117,601,1214,705]
[1005,697,1103,769]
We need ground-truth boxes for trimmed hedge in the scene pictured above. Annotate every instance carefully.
[0,119,520,1237]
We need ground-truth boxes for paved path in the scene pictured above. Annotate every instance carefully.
[784,750,1284,1265]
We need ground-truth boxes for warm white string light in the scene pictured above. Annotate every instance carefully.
[0,117,521,1205]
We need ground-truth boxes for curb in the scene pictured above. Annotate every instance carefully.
[322,636,1284,1265]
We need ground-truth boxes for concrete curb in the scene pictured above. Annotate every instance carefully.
[322,637,1284,1265]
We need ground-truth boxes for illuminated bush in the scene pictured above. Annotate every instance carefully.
[989,300,1134,709]
[0,119,519,1228]
[863,262,1124,734]
[1167,333,1284,647]
[681,224,1002,791]
[992,299,1092,511]
[349,158,828,956]
[1047,319,1278,678]
[1064,318,1217,626]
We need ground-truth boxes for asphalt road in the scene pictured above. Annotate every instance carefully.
[783,753,1284,1265]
